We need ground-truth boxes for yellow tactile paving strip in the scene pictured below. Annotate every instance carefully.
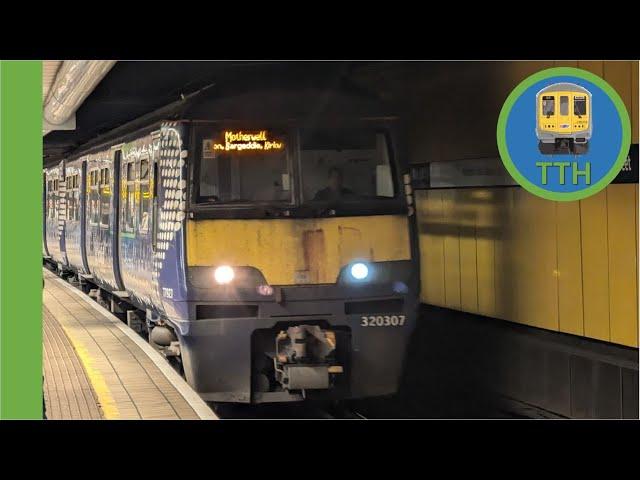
[43,306,103,419]
[43,269,211,420]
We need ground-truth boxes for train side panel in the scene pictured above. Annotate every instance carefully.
[153,122,189,322]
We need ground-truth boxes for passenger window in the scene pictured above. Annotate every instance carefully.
[139,158,151,234]
[47,181,53,219]
[560,96,569,116]
[66,176,73,221]
[140,159,149,180]
[100,167,111,229]
[122,161,137,234]
[53,179,59,221]
[542,96,555,116]
[65,173,81,222]
[88,169,99,225]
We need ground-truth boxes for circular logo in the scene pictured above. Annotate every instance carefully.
[497,67,631,201]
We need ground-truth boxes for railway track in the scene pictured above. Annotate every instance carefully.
[45,262,546,420]
[211,401,367,419]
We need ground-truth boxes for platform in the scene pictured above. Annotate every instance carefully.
[43,269,218,420]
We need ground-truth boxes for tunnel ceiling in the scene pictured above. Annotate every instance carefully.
[42,61,395,167]
[43,61,476,167]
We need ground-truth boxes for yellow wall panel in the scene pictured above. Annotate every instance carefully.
[504,62,554,86]
[604,61,633,123]
[511,190,559,331]
[418,183,636,347]
[416,190,446,306]
[580,190,611,342]
[607,184,638,347]
[493,188,515,321]
[556,201,584,336]
[474,189,497,317]
[578,61,604,77]
[456,190,479,313]
[441,190,461,309]
[554,60,578,67]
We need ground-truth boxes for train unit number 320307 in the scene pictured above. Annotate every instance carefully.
[361,315,406,327]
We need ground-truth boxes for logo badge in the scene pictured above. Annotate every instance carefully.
[497,67,631,201]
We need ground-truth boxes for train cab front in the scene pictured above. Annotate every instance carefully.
[179,259,418,404]
[173,123,419,404]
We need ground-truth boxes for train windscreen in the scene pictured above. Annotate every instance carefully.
[300,128,396,203]
[196,129,292,204]
[542,96,555,116]
[574,96,587,116]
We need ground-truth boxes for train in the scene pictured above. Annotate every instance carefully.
[536,82,592,155]
[43,81,420,404]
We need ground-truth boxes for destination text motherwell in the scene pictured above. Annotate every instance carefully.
[214,130,284,152]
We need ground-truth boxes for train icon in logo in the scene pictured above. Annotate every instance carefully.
[536,83,592,155]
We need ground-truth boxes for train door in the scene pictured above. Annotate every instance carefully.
[47,161,67,266]
[111,149,125,291]
[80,161,90,273]
[557,93,571,131]
[43,172,50,257]
[150,152,161,307]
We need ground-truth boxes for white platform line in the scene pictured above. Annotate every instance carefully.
[49,272,218,420]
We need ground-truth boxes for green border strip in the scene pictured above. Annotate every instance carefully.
[497,67,631,201]
[0,61,43,419]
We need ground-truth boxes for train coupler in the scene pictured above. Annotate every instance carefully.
[274,325,343,391]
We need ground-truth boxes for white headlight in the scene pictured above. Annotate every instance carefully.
[350,262,369,280]
[214,266,235,284]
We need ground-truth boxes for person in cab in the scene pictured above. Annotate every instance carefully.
[313,166,355,202]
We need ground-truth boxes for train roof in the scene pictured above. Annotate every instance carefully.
[55,81,398,165]
[537,82,591,95]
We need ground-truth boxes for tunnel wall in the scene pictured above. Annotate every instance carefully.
[407,61,639,348]
[416,183,638,348]
[400,60,638,163]
[348,60,639,417]
[404,61,639,417]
